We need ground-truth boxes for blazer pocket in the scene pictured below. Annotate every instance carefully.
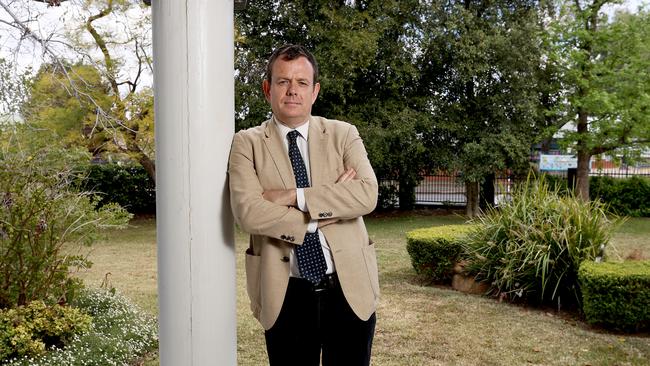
[362,240,380,298]
[245,251,262,313]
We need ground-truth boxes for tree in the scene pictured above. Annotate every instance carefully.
[0,0,155,180]
[235,0,430,209]
[417,0,557,216]
[21,63,112,149]
[548,1,650,200]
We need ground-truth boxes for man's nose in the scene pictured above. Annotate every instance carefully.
[286,82,297,96]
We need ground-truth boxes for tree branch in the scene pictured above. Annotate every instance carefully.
[85,0,120,97]
[32,0,68,6]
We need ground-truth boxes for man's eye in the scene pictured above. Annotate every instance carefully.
[278,80,288,85]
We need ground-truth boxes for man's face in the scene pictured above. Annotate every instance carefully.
[263,56,320,128]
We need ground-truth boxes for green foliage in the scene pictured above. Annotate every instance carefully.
[377,183,399,210]
[3,289,158,366]
[0,128,132,309]
[418,1,554,185]
[547,4,650,199]
[0,301,92,361]
[21,61,156,181]
[579,260,650,332]
[406,225,475,282]
[236,1,435,209]
[590,176,650,217]
[235,1,551,210]
[21,64,112,148]
[78,164,156,215]
[463,175,618,306]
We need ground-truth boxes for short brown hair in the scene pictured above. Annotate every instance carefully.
[265,44,319,84]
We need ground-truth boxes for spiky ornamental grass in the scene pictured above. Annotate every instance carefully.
[463,175,620,307]
[3,289,158,366]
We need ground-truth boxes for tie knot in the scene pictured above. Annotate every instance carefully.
[287,130,301,143]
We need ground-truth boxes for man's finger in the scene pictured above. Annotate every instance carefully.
[337,168,356,183]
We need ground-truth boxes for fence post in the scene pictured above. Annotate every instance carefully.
[480,173,495,210]
[567,168,577,191]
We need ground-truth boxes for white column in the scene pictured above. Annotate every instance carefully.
[152,0,236,365]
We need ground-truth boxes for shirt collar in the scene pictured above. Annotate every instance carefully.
[274,116,310,141]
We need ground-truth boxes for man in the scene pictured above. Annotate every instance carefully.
[228,44,379,366]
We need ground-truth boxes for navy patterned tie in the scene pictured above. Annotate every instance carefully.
[287,130,327,284]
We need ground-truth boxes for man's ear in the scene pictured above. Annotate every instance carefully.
[262,79,271,102]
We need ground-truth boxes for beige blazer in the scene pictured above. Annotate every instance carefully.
[228,116,379,330]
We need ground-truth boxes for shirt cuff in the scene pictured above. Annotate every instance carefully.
[307,220,318,234]
[296,188,308,212]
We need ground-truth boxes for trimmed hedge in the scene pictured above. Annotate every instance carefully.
[78,164,156,215]
[590,176,650,217]
[579,260,650,332]
[406,225,475,282]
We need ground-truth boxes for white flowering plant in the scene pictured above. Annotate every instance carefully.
[2,288,158,366]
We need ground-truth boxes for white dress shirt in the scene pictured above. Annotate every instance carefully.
[275,119,336,277]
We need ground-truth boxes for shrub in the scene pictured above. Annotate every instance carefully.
[463,175,618,306]
[3,289,158,366]
[377,183,398,210]
[0,130,132,308]
[406,225,475,282]
[579,260,650,332]
[590,176,650,217]
[77,164,156,215]
[0,301,92,361]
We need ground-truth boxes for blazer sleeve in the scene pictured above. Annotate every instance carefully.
[228,131,310,244]
[303,124,378,220]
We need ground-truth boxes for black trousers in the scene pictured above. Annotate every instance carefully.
[264,274,376,366]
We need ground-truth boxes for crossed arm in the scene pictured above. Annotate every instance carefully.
[262,168,357,228]
[229,124,377,244]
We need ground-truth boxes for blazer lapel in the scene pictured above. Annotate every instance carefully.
[308,116,328,187]
[263,117,294,189]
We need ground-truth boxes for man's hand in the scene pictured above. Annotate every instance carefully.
[337,168,356,183]
[262,189,297,207]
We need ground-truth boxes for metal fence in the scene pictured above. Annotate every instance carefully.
[380,168,650,207]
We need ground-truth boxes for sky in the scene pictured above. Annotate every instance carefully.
[0,0,152,97]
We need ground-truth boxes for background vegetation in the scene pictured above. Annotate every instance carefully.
[2,0,648,214]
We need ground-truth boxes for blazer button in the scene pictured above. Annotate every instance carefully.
[281,256,289,262]
[327,212,333,217]
[280,234,287,240]
[318,213,324,218]
[289,236,295,242]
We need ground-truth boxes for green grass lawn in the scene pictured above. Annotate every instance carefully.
[76,212,650,366]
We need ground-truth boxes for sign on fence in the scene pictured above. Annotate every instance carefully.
[539,154,578,171]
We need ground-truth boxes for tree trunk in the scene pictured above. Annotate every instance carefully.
[575,110,590,201]
[139,153,156,184]
[398,179,415,210]
[479,173,495,211]
[576,150,590,201]
[124,137,156,183]
[465,181,479,218]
